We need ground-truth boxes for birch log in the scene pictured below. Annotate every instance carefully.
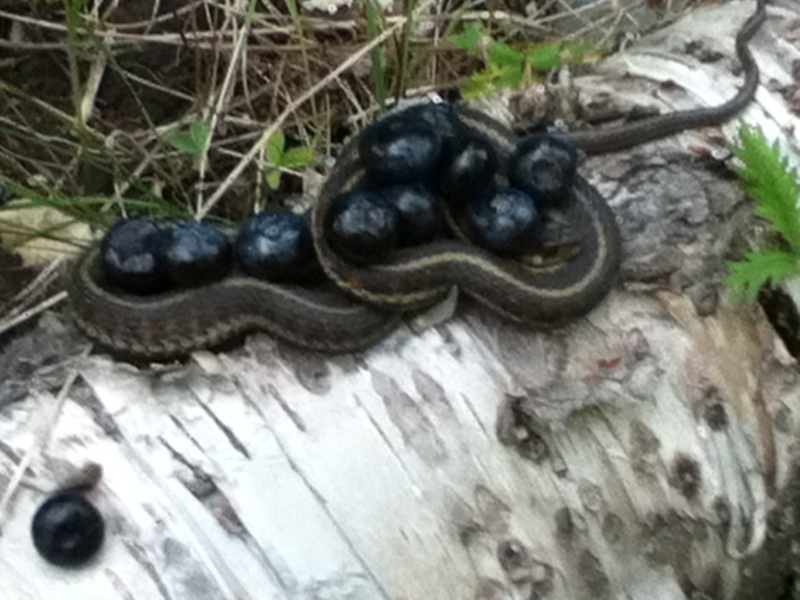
[1,1,800,599]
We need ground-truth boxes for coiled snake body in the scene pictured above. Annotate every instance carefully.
[68,0,766,359]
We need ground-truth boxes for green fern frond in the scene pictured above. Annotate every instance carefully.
[727,126,800,300]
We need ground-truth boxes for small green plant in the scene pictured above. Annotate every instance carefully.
[726,125,800,300]
[168,119,211,168]
[264,132,315,190]
[450,23,593,98]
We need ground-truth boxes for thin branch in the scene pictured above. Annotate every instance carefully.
[0,291,69,338]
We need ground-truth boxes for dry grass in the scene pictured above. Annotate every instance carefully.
[0,0,688,333]
[0,0,678,230]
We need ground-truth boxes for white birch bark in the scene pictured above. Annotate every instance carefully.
[1,1,800,599]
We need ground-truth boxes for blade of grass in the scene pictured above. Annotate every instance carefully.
[365,0,389,111]
[393,0,418,100]
[63,0,88,135]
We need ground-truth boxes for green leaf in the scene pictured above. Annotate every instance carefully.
[169,131,197,154]
[280,146,315,168]
[189,120,210,151]
[450,23,483,55]
[461,69,497,99]
[488,42,524,69]
[732,126,800,251]
[494,64,523,88]
[724,125,800,303]
[169,120,210,155]
[526,42,562,72]
[726,250,800,301]
[266,168,281,190]
[561,39,593,64]
[267,131,285,165]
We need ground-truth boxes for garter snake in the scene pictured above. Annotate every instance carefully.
[69,247,399,359]
[572,0,766,155]
[310,107,623,325]
[68,0,766,358]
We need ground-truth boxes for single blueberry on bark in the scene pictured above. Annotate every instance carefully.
[31,492,105,568]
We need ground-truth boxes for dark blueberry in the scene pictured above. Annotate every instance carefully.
[162,220,232,287]
[468,187,542,254]
[359,114,442,185]
[235,211,316,282]
[31,492,105,568]
[509,134,578,207]
[380,184,442,247]
[325,190,398,263]
[440,134,498,206]
[100,218,169,294]
[399,103,462,159]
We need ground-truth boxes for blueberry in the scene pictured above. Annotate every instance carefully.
[509,134,578,207]
[468,187,542,254]
[235,211,317,281]
[440,133,498,206]
[324,190,398,263]
[31,492,105,568]
[162,220,231,287]
[398,103,461,159]
[380,184,442,247]
[100,218,169,294]
[359,113,442,185]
